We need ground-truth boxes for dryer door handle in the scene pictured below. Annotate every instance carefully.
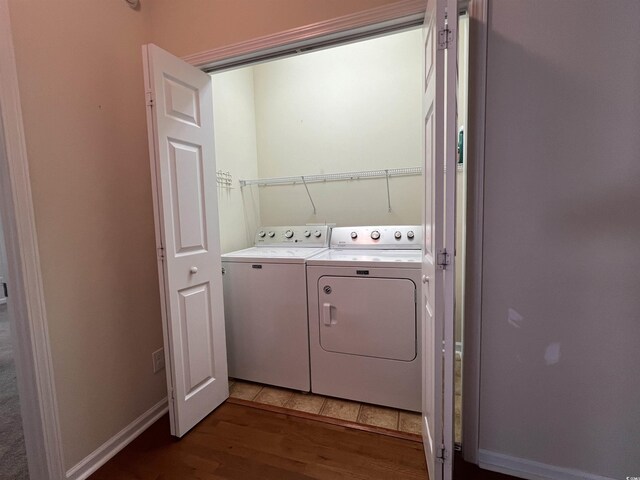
[322,302,333,326]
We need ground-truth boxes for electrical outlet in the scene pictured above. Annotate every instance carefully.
[152,348,165,374]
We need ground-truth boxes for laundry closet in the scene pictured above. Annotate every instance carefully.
[141,4,468,475]
[212,28,424,253]
[208,16,468,441]
[209,27,426,424]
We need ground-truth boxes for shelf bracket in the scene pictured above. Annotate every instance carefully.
[301,176,317,214]
[385,169,392,212]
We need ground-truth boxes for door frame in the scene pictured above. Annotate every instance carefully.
[0,0,66,478]
[461,0,488,465]
[182,0,428,70]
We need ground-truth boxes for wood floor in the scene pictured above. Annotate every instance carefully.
[91,401,520,480]
[90,402,427,480]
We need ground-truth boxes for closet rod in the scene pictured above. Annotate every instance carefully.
[238,166,422,188]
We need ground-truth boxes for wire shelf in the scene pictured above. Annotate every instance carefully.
[238,166,422,214]
[238,166,421,187]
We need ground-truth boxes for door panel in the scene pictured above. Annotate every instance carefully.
[179,283,214,395]
[318,276,416,361]
[143,43,228,437]
[169,140,207,253]
[422,1,456,479]
[163,75,201,126]
[424,110,435,255]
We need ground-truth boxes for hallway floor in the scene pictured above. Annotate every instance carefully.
[0,303,29,479]
[90,400,520,480]
[90,402,428,479]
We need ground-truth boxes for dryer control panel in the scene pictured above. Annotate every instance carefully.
[330,226,422,250]
[255,225,331,247]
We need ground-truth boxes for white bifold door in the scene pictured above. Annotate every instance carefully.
[142,44,228,437]
[421,0,457,479]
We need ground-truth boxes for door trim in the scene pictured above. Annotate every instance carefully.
[462,0,489,465]
[182,0,427,70]
[0,0,66,477]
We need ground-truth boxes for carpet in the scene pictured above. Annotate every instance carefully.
[0,303,29,479]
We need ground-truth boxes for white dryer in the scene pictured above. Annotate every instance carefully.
[306,226,422,412]
[221,225,330,391]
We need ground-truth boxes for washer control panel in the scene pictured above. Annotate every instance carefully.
[254,225,331,247]
[330,226,422,250]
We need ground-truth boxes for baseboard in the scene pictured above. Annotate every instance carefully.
[478,449,615,480]
[66,397,168,480]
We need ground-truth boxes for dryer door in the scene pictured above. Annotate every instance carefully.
[318,276,416,361]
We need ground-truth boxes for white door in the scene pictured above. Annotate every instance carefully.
[421,0,456,479]
[142,44,228,437]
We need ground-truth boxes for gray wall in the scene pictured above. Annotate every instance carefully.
[478,1,640,478]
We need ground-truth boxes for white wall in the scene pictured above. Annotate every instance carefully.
[7,1,167,469]
[253,29,423,227]
[212,68,261,253]
[478,1,640,478]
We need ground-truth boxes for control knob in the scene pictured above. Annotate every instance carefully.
[285,230,294,239]
[407,231,415,239]
[268,231,275,238]
[258,231,266,238]
[394,231,402,239]
[371,230,381,240]
[304,230,311,238]
[350,231,358,239]
[314,231,322,238]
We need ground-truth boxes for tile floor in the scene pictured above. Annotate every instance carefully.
[229,349,463,441]
[229,379,422,436]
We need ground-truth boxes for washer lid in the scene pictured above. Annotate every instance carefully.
[221,246,328,264]
[306,248,422,268]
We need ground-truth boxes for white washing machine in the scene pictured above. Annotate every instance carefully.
[221,225,331,391]
[306,225,422,411]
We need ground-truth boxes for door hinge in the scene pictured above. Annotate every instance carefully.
[157,247,165,260]
[145,90,155,107]
[436,445,447,463]
[438,27,453,50]
[437,249,451,269]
